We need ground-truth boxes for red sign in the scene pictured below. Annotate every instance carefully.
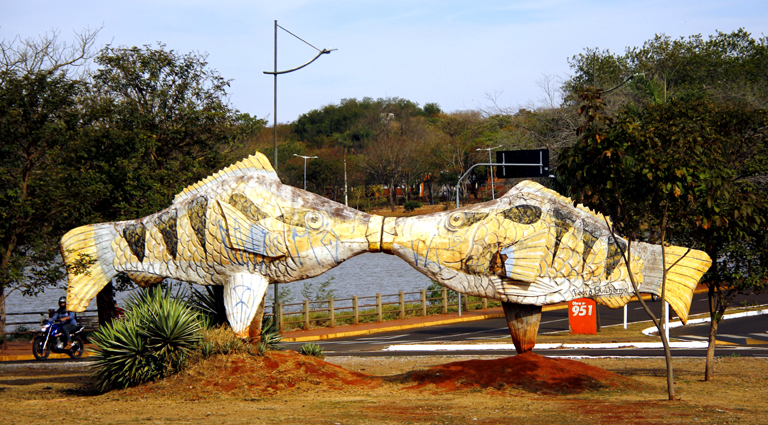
[568,298,597,334]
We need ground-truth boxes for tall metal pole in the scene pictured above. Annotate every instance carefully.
[344,155,348,206]
[273,20,278,171]
[293,154,317,190]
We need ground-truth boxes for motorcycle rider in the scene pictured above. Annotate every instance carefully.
[52,296,77,350]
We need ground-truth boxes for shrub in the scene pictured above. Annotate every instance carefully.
[189,285,228,328]
[10,325,33,341]
[403,200,422,212]
[299,342,324,358]
[257,316,283,354]
[90,287,203,391]
[196,325,252,358]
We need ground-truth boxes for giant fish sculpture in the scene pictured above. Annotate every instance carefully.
[377,180,712,352]
[61,153,385,337]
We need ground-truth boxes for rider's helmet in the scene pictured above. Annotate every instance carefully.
[58,296,66,308]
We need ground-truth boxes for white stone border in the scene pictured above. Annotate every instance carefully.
[642,308,768,336]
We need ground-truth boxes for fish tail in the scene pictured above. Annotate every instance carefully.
[660,246,711,324]
[637,244,711,324]
[60,223,119,312]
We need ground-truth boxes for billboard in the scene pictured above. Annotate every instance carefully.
[495,149,550,178]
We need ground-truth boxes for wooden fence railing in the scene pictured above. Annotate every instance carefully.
[274,287,494,332]
[2,309,100,337]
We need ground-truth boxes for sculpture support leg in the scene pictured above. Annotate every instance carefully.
[224,273,269,338]
[502,302,542,354]
[248,297,267,340]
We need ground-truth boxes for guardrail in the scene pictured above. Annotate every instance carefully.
[2,310,100,337]
[275,287,496,332]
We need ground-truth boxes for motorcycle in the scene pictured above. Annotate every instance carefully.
[32,316,86,360]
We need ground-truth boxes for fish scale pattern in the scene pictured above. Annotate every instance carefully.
[390,180,711,323]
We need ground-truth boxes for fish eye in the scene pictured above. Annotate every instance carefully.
[304,211,325,230]
[445,212,465,231]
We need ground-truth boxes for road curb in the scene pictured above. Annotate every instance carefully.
[0,352,93,362]
[281,292,688,343]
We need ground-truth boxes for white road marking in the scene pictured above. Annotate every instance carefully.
[357,334,409,341]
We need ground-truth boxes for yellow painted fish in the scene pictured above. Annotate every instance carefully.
[61,152,385,337]
[376,181,711,323]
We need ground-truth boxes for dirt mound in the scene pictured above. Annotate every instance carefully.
[406,352,635,394]
[124,351,633,399]
[127,350,377,399]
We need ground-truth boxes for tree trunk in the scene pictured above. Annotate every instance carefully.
[705,311,719,381]
[0,285,5,336]
[502,302,542,354]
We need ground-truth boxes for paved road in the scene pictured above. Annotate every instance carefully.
[283,291,768,357]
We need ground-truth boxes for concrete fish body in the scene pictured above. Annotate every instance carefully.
[61,153,383,336]
[384,181,711,323]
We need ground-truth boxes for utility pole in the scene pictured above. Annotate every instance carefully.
[264,20,335,172]
[264,22,334,322]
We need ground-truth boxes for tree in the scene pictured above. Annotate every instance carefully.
[560,90,768,394]
[565,29,768,109]
[81,43,242,221]
[0,29,99,334]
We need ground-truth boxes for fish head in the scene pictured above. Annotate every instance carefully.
[386,182,556,297]
[215,175,384,281]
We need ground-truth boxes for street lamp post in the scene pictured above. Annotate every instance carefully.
[293,154,317,190]
[264,20,335,171]
[476,145,502,199]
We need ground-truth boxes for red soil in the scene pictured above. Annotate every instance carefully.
[125,350,633,399]
[406,352,634,394]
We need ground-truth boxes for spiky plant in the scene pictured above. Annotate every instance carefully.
[188,285,228,328]
[257,316,283,354]
[90,287,203,391]
[299,342,324,358]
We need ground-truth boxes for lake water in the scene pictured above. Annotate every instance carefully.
[4,252,434,331]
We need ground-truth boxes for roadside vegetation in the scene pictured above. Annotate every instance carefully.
[1,26,766,394]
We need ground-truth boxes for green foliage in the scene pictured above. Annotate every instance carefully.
[81,43,240,221]
[0,67,87,298]
[9,325,33,341]
[565,29,768,108]
[301,278,336,302]
[299,342,324,358]
[257,316,283,354]
[426,280,456,306]
[403,200,422,212]
[89,287,203,391]
[189,285,228,328]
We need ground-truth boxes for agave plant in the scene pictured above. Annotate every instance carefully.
[299,342,324,358]
[90,286,204,391]
[188,285,228,328]
[257,316,283,354]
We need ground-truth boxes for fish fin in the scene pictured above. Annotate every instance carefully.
[224,273,269,338]
[126,272,165,288]
[217,200,285,257]
[173,152,278,204]
[594,294,633,309]
[500,228,553,282]
[510,180,612,226]
[662,246,712,324]
[61,223,119,312]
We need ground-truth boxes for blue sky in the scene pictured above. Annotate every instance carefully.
[2,1,766,123]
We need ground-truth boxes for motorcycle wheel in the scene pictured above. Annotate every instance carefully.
[32,336,50,360]
[68,336,84,359]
